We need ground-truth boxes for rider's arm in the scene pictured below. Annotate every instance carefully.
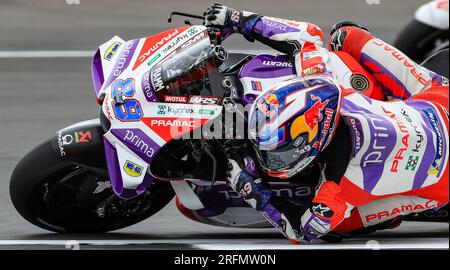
[329,23,448,100]
[205,4,329,76]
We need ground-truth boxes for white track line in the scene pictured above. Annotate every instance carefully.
[0,239,447,250]
[0,50,276,58]
[0,50,94,58]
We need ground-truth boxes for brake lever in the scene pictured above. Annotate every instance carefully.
[168,11,204,23]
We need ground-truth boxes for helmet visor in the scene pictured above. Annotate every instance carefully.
[255,133,312,171]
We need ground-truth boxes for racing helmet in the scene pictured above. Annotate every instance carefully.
[248,74,341,179]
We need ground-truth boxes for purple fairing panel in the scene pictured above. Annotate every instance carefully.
[239,54,295,79]
[104,133,157,200]
[191,183,315,218]
[91,49,104,98]
[110,128,161,163]
[103,39,140,90]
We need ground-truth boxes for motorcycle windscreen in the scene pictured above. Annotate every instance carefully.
[150,34,224,101]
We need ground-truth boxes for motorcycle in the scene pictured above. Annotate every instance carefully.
[10,11,448,238]
[394,0,449,67]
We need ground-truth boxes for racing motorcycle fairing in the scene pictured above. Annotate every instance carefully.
[97,25,224,199]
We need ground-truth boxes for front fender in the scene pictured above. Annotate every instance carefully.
[50,119,107,175]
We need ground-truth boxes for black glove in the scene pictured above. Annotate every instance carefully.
[330,21,369,36]
[204,3,241,33]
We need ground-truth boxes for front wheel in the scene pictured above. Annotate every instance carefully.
[10,139,175,233]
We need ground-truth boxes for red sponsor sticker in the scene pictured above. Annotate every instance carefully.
[164,95,188,103]
[132,27,189,70]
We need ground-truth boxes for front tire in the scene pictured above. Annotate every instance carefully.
[10,139,174,233]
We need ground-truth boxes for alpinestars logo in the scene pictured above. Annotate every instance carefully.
[312,203,333,218]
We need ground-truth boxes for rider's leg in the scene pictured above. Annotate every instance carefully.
[329,25,448,100]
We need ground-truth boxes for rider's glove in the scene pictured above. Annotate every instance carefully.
[226,159,271,211]
[299,181,350,241]
[204,4,241,34]
[329,21,369,51]
[204,4,261,40]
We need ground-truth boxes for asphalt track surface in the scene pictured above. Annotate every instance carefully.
[0,0,448,250]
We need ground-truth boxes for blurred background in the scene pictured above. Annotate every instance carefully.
[0,0,439,241]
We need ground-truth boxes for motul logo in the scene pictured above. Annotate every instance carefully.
[164,95,188,103]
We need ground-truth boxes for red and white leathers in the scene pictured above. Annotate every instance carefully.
[320,26,449,236]
[232,14,449,242]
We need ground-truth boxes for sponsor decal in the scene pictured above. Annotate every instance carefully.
[365,200,438,223]
[239,182,253,197]
[104,94,114,120]
[57,131,70,156]
[314,107,334,149]
[151,67,165,92]
[312,203,333,218]
[304,94,329,132]
[133,27,187,70]
[257,93,279,118]
[381,106,410,173]
[217,186,312,200]
[74,131,92,143]
[423,108,444,175]
[112,41,136,77]
[188,96,221,105]
[150,119,196,128]
[405,155,419,171]
[141,71,155,102]
[122,129,155,159]
[157,105,167,115]
[164,95,188,103]
[123,160,144,177]
[157,105,195,116]
[261,61,293,67]
[303,51,322,61]
[198,109,215,115]
[142,117,209,142]
[349,118,362,153]
[147,53,161,67]
[56,130,92,156]
[164,95,221,105]
[302,64,325,76]
[371,40,432,87]
[161,32,190,55]
[400,109,423,153]
[251,81,263,91]
[266,17,302,28]
[178,31,207,52]
[262,18,291,31]
[104,41,121,61]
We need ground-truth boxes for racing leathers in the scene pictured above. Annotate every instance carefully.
[209,5,450,243]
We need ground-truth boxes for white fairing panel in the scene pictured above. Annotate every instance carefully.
[415,0,449,30]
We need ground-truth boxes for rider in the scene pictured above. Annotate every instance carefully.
[204,3,449,243]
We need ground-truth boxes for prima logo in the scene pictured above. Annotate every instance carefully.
[123,130,155,159]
